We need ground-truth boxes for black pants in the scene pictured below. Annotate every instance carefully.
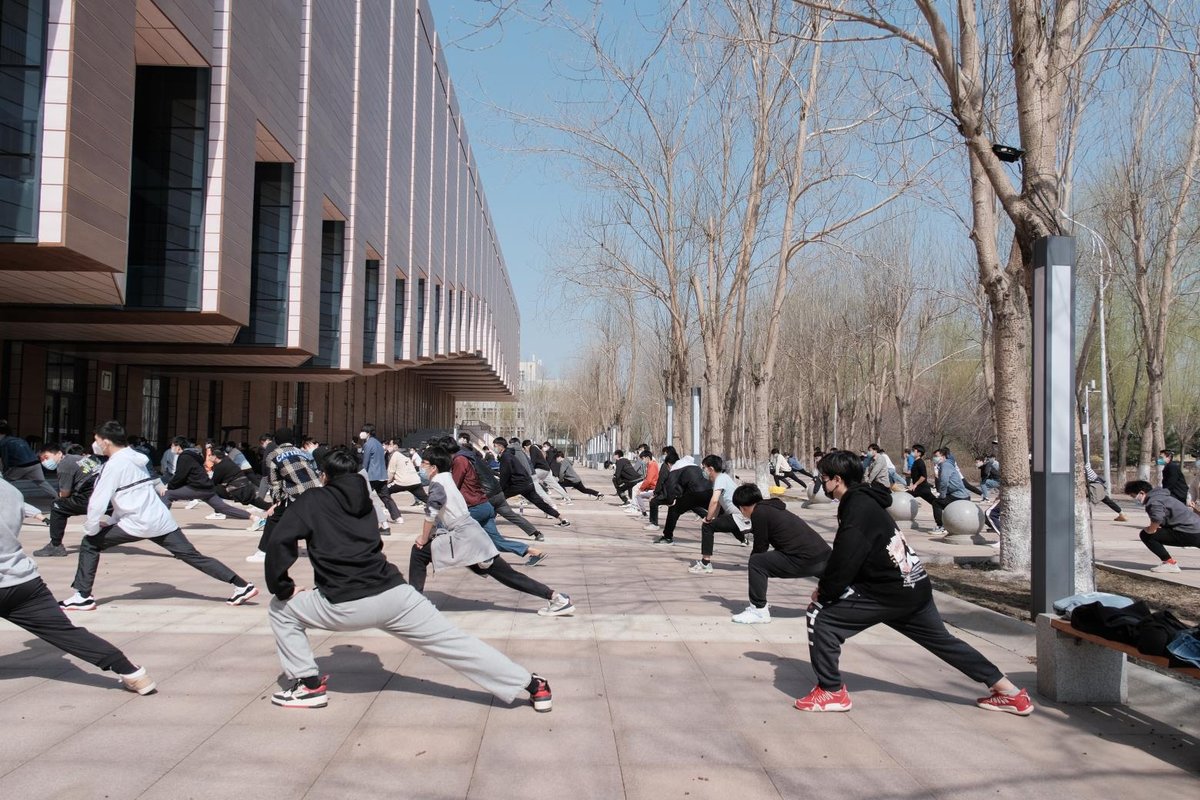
[258,500,293,552]
[48,494,90,546]
[749,553,826,608]
[1100,495,1122,514]
[0,578,135,674]
[73,524,246,597]
[370,479,402,520]
[700,513,746,556]
[771,472,792,488]
[407,543,553,600]
[660,491,711,540]
[507,487,559,518]
[561,478,601,497]
[387,483,429,503]
[781,470,807,488]
[613,478,639,503]
[161,486,251,520]
[807,591,1004,692]
[910,484,948,526]
[1140,525,1200,561]
[490,493,540,537]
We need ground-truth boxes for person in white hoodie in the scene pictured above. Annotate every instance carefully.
[57,421,258,612]
[0,476,156,694]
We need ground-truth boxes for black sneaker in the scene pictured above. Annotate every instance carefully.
[227,583,260,606]
[653,536,674,545]
[555,519,571,528]
[529,674,552,712]
[524,553,549,567]
[33,544,68,557]
[528,532,545,542]
[272,676,329,708]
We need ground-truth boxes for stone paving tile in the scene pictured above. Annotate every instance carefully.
[2,468,1198,798]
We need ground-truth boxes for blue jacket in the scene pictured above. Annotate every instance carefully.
[362,436,387,481]
[935,458,970,500]
[0,435,38,470]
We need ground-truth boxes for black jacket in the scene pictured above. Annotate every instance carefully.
[167,448,213,491]
[614,457,640,484]
[265,473,405,603]
[498,445,534,494]
[749,498,832,562]
[817,482,930,605]
[663,463,712,502]
[1163,462,1189,504]
[529,445,550,471]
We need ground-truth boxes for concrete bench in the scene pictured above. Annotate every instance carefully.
[1036,614,1200,703]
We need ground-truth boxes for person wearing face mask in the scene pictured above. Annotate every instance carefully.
[1159,450,1189,505]
[906,444,945,531]
[929,448,971,532]
[57,420,258,612]
[30,443,104,557]
[1124,479,1200,573]
[689,455,750,575]
[360,424,402,524]
[798,450,1033,715]
[384,437,428,506]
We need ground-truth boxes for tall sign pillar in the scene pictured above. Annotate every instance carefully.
[1031,236,1076,616]
[691,387,702,461]
[665,399,675,450]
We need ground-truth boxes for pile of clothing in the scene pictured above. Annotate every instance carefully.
[1053,592,1200,669]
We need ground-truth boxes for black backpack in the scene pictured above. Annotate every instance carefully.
[457,450,501,497]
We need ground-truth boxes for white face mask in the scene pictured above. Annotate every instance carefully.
[92,440,106,456]
[359,431,369,441]
[41,458,58,470]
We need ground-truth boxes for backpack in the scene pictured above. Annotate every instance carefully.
[460,451,501,497]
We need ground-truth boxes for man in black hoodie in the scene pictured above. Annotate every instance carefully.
[797,451,1032,715]
[264,447,553,712]
[1160,450,1189,504]
[157,437,251,521]
[645,453,712,545]
[611,449,641,504]
[728,484,830,624]
[494,437,570,527]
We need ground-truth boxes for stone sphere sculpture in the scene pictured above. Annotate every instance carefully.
[942,499,985,537]
[887,494,919,523]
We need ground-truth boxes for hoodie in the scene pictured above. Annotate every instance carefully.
[265,473,405,603]
[0,478,38,589]
[817,482,930,605]
[613,457,640,484]
[748,497,832,562]
[85,446,179,538]
[1142,487,1200,535]
[166,447,213,492]
[662,457,711,501]
[498,444,534,494]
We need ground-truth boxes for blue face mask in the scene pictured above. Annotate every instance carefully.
[1156,458,1166,466]
[41,458,58,470]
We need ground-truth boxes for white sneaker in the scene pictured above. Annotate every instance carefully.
[624,507,641,515]
[185,499,202,510]
[731,604,771,624]
[247,516,266,531]
[688,560,713,575]
[390,515,404,525]
[642,523,659,532]
[538,593,575,616]
[1150,561,1181,573]
[205,512,227,520]
[118,666,157,695]
[245,550,266,563]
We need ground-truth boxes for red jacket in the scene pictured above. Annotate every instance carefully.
[639,460,659,492]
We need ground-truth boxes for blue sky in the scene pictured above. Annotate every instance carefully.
[435,1,598,378]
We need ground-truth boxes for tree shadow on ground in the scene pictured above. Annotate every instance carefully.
[309,644,501,707]
[700,594,809,618]
[0,639,116,690]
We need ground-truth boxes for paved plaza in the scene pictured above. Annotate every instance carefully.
[2,469,1197,799]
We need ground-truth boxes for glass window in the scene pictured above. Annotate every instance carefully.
[313,220,344,367]
[126,66,211,309]
[236,163,293,345]
[363,259,379,363]
[416,277,426,357]
[0,0,46,240]
[432,283,441,354]
[393,277,406,359]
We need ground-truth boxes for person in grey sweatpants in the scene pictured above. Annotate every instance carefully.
[264,447,553,711]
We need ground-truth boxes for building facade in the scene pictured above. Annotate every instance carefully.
[0,0,519,449]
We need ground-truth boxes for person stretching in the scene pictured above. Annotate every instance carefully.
[263,447,552,711]
[58,421,257,612]
[690,455,750,574]
[728,484,830,623]
[797,451,1032,715]
[1124,479,1200,573]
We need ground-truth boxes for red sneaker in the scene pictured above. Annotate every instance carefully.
[976,688,1034,716]
[529,674,552,713]
[793,685,852,712]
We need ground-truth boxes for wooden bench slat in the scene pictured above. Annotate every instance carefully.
[1048,617,1200,679]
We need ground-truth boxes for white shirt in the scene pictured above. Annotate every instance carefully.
[85,447,179,538]
[712,472,738,516]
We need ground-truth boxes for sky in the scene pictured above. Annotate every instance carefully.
[434,1,601,379]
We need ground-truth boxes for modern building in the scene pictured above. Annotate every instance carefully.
[0,0,519,450]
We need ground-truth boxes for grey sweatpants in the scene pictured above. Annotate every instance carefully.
[269,584,532,703]
[534,468,570,502]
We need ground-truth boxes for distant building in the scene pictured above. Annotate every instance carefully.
[0,0,518,448]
